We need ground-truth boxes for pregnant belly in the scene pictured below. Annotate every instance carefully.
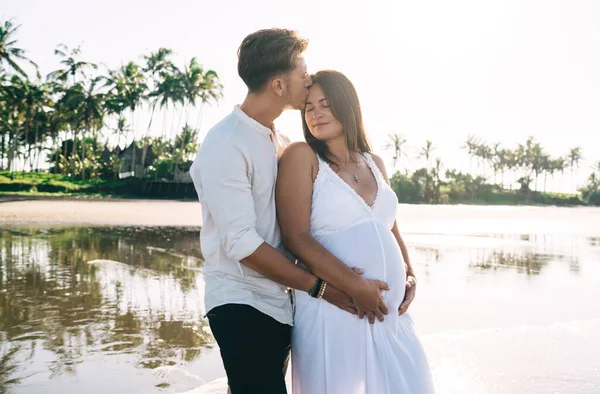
[313,220,406,308]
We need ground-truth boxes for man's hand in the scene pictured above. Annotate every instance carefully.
[321,285,357,315]
[351,279,390,324]
[320,267,364,315]
[398,275,416,315]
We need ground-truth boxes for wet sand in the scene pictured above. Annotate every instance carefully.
[0,197,600,235]
[0,198,203,227]
[1,197,597,234]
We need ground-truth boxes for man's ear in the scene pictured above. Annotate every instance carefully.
[271,77,286,97]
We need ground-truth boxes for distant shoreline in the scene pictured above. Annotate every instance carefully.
[0,190,588,207]
[1,197,597,231]
[0,192,196,203]
[0,198,203,227]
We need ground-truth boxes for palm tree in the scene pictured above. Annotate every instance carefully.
[567,147,583,192]
[385,133,407,170]
[497,148,514,189]
[580,161,600,203]
[154,70,185,139]
[474,142,492,179]
[13,75,32,174]
[541,154,551,193]
[62,77,105,180]
[490,143,503,185]
[462,134,479,173]
[169,58,222,176]
[47,44,97,85]
[432,157,443,203]
[45,87,68,174]
[547,157,566,193]
[105,62,147,176]
[514,137,537,189]
[142,48,175,80]
[181,57,206,122]
[415,140,435,202]
[0,19,37,77]
[195,68,223,127]
[180,57,222,131]
[418,139,435,170]
[143,48,175,137]
[174,58,203,174]
[553,156,566,187]
[0,72,7,169]
[514,141,530,193]
[530,142,545,191]
[19,78,52,172]
[111,116,130,151]
[106,116,130,179]
[174,124,200,163]
[1,74,28,177]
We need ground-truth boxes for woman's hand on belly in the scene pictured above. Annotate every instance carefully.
[398,275,417,315]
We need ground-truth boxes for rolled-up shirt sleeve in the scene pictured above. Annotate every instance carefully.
[191,138,264,262]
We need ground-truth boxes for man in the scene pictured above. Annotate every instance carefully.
[190,28,394,394]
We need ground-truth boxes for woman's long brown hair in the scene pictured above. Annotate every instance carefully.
[302,70,372,165]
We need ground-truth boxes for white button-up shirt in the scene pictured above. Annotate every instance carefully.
[190,106,293,325]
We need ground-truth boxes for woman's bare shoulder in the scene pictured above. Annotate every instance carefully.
[368,153,389,180]
[280,142,318,165]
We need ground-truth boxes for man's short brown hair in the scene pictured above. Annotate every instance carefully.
[237,28,308,92]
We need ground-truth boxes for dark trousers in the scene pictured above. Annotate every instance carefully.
[207,304,291,394]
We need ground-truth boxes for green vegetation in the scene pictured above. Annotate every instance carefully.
[1,17,599,205]
[0,18,222,186]
[385,134,599,206]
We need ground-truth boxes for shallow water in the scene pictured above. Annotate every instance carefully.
[1,206,599,393]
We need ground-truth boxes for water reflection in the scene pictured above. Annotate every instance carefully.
[1,222,598,394]
[409,232,583,277]
[0,227,208,392]
[0,346,21,394]
[471,251,552,275]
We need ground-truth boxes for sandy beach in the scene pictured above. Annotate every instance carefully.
[0,198,203,227]
[1,197,598,234]
[2,195,599,235]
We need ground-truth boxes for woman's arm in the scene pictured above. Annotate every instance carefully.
[370,153,418,315]
[391,222,416,279]
[276,142,390,322]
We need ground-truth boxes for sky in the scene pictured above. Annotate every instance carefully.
[3,0,600,192]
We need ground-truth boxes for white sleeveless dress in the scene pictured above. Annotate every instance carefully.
[291,153,435,394]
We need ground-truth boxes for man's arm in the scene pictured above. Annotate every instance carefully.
[190,138,316,293]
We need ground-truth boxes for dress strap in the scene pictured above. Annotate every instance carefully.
[361,152,384,182]
[312,152,328,188]
[315,153,327,164]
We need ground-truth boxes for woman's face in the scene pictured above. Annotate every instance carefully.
[304,84,343,142]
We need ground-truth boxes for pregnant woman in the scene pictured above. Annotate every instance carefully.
[276,70,434,393]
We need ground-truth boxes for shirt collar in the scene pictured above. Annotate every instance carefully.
[232,105,274,138]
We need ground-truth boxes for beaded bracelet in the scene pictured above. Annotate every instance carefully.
[316,280,327,299]
[308,278,323,298]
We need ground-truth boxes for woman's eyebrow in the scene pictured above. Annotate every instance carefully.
[306,97,327,106]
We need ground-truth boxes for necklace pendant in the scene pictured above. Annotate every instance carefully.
[353,174,359,183]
